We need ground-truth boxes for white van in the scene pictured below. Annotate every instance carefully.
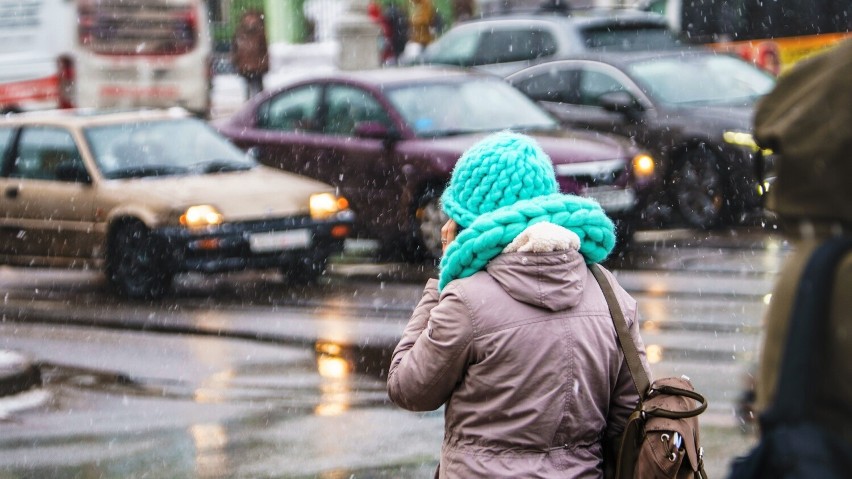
[0,0,212,116]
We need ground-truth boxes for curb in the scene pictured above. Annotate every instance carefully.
[0,350,41,397]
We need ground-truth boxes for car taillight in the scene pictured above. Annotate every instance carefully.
[57,55,76,109]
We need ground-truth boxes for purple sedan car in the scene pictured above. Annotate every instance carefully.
[217,67,657,259]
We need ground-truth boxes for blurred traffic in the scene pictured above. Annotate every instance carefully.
[1,0,847,292]
[216,66,656,259]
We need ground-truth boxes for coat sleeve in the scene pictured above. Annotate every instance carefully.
[387,279,474,411]
[606,304,651,440]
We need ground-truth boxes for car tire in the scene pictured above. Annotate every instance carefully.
[106,221,173,299]
[281,254,327,285]
[413,190,448,261]
[669,144,725,229]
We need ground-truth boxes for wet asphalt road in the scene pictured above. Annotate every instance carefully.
[0,227,786,478]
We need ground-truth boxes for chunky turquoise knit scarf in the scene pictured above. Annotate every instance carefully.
[438,193,615,290]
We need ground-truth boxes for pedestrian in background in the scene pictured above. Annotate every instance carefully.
[409,0,435,48]
[387,132,650,477]
[385,1,410,63]
[751,39,852,449]
[368,0,396,64]
[232,10,269,100]
[451,0,475,23]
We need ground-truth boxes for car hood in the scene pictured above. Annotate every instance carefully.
[665,103,755,132]
[104,165,334,221]
[410,128,633,165]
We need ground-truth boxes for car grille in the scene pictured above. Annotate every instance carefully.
[554,158,627,191]
[553,159,634,212]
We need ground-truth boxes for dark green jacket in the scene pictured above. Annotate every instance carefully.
[753,39,852,442]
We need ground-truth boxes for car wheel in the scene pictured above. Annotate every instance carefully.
[414,191,448,261]
[281,255,327,285]
[106,222,173,299]
[669,144,725,229]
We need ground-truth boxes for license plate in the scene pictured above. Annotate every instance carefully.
[584,187,636,212]
[249,229,311,253]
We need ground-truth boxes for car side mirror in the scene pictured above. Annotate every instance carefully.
[354,121,400,147]
[354,121,390,139]
[55,160,92,183]
[598,91,641,116]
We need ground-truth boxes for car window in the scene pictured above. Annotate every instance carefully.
[322,85,391,136]
[257,84,321,131]
[10,127,84,181]
[628,55,775,106]
[579,70,629,106]
[514,69,580,103]
[421,28,480,65]
[474,28,557,65]
[0,127,14,173]
[387,78,557,137]
[580,26,680,51]
[85,118,253,179]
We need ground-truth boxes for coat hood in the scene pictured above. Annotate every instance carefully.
[485,223,587,311]
[754,39,852,225]
[486,249,587,311]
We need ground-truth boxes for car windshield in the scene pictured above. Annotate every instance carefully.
[386,78,558,137]
[581,26,681,51]
[627,54,776,106]
[85,118,255,179]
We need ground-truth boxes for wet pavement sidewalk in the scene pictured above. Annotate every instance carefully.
[0,350,40,397]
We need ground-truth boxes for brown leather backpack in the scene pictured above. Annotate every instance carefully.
[591,264,709,479]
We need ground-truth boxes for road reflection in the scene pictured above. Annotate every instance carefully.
[315,341,352,417]
[190,423,229,479]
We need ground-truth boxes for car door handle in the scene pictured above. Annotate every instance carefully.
[4,186,18,199]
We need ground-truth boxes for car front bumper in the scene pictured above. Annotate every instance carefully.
[152,212,354,274]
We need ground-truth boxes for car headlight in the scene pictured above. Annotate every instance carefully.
[180,205,223,228]
[723,131,774,155]
[310,193,349,220]
[632,154,655,178]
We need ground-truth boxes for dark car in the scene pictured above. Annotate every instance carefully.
[407,7,680,77]
[216,67,658,259]
[506,50,777,228]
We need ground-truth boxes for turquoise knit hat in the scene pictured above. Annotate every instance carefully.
[441,131,559,228]
[439,132,616,290]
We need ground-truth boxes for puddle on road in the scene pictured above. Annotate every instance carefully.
[32,338,395,412]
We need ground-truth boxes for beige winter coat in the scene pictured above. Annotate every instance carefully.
[387,249,649,478]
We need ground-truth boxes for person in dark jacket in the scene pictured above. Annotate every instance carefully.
[385,1,410,62]
[387,132,650,478]
[232,10,269,100]
[752,39,852,446]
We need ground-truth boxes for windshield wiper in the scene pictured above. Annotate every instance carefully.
[427,128,481,137]
[191,160,254,174]
[512,124,559,133]
[106,165,188,179]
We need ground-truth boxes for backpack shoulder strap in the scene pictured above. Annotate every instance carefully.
[590,263,650,399]
[765,237,852,423]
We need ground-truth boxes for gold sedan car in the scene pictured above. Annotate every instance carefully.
[0,109,353,298]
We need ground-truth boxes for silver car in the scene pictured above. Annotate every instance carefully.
[410,8,681,77]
